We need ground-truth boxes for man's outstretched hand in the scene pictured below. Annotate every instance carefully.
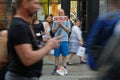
[46,36,62,49]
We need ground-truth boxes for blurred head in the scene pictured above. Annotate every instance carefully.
[58,9,65,16]
[16,0,41,17]
[45,15,53,23]
[74,19,82,27]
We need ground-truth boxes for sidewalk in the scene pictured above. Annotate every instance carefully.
[40,55,97,80]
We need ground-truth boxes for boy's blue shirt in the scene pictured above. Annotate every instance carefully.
[52,20,71,41]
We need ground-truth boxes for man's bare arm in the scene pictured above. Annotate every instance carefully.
[61,24,71,33]
[52,24,59,33]
[15,36,61,66]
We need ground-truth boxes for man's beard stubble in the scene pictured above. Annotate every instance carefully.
[29,12,34,17]
[28,9,36,17]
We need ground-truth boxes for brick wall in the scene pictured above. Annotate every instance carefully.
[0,0,13,27]
[0,0,6,20]
[108,0,120,12]
[0,1,6,27]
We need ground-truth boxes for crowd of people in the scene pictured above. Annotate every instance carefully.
[1,0,120,80]
[0,0,86,80]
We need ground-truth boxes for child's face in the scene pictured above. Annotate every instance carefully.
[75,20,82,26]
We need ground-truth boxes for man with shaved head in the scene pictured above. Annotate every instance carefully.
[5,0,61,80]
[52,9,71,75]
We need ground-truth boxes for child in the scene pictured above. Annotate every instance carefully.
[67,19,87,65]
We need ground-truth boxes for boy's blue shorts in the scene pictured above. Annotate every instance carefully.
[54,41,69,57]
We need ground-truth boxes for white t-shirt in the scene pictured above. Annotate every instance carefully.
[69,25,82,43]
[42,22,51,33]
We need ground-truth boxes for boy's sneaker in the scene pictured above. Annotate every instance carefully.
[56,67,68,76]
[66,62,72,65]
[80,61,87,64]
[51,69,57,75]
[56,67,65,76]
[63,67,68,75]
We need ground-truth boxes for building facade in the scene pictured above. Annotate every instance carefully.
[0,0,12,27]
[0,0,119,32]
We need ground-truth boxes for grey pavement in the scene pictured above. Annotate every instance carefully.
[40,55,97,80]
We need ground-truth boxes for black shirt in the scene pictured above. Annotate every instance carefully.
[32,22,44,34]
[8,17,43,77]
[0,28,6,31]
[32,22,44,41]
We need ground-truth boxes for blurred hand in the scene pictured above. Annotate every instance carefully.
[58,20,63,26]
[46,36,62,49]
[40,31,46,35]
[42,34,48,42]
[80,41,84,46]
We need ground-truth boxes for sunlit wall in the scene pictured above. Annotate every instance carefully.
[38,0,61,20]
[99,0,107,15]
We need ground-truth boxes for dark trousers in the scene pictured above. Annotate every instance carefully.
[5,71,39,80]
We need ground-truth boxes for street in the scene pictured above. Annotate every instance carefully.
[40,55,97,80]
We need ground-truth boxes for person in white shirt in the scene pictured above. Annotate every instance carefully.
[67,19,87,65]
[42,15,53,39]
[42,15,54,55]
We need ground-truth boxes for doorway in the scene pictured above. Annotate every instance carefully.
[70,0,88,31]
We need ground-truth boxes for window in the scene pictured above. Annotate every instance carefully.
[49,0,61,16]
[70,1,77,24]
[39,0,61,21]
[70,0,88,31]
[49,4,61,16]
[0,1,6,21]
[99,0,107,15]
[0,0,14,27]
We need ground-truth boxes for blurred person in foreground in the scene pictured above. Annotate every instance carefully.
[0,8,14,80]
[86,0,120,71]
[5,0,61,80]
[51,9,71,75]
[0,23,9,80]
[96,19,120,80]
[96,1,120,79]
